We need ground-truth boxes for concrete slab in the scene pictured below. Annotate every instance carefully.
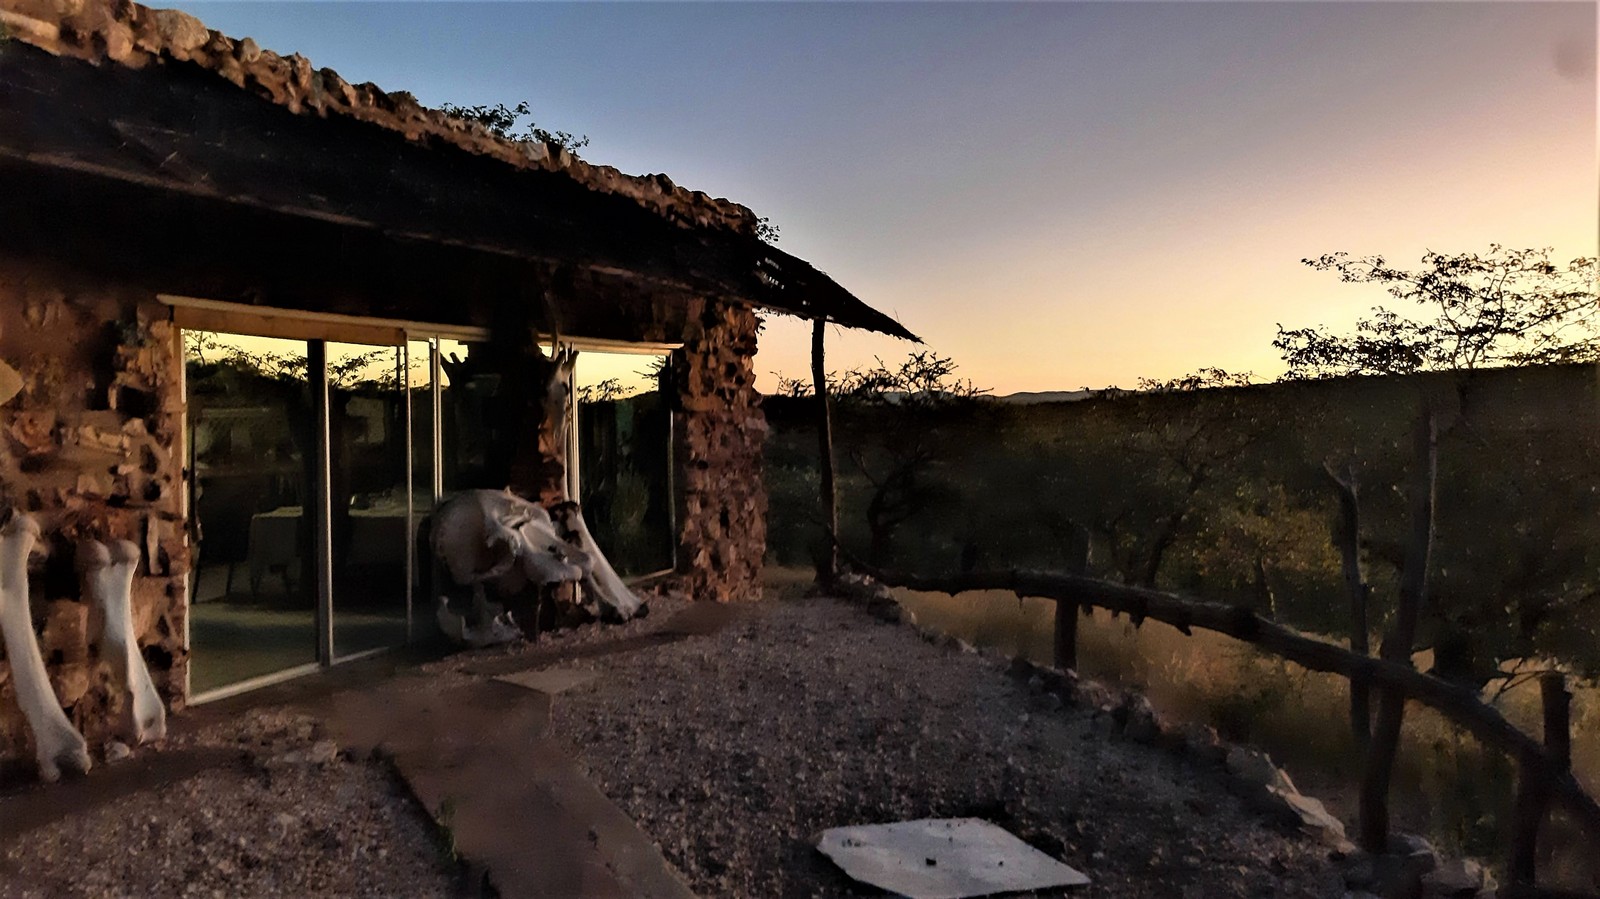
[816,817,1090,899]
[495,667,599,696]
[319,678,693,899]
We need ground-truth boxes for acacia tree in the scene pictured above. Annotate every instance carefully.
[1275,245,1598,852]
[1053,368,1283,589]
[775,351,986,566]
[1276,246,1597,377]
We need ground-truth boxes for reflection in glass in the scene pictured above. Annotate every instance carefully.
[575,353,675,577]
[185,332,318,694]
[328,342,410,658]
[438,338,500,492]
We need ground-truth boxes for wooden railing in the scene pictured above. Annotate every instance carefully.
[852,561,1597,895]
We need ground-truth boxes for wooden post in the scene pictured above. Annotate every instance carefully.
[812,319,839,585]
[1509,672,1573,886]
[1053,526,1090,671]
[1326,462,1372,754]
[1053,600,1077,671]
[1359,403,1437,852]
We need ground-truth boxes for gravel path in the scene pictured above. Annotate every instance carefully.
[549,594,1346,899]
[0,709,465,899]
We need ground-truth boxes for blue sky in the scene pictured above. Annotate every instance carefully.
[179,2,1597,393]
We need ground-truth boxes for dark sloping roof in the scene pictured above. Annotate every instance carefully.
[0,2,917,340]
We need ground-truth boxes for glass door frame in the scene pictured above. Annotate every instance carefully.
[173,296,426,703]
[171,293,686,702]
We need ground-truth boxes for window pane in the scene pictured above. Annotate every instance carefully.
[185,331,318,693]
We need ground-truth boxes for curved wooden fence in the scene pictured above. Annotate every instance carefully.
[855,561,1599,897]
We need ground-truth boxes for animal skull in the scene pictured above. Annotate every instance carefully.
[0,511,91,782]
[428,489,592,646]
[80,539,167,745]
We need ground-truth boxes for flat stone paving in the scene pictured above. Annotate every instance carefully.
[318,676,694,899]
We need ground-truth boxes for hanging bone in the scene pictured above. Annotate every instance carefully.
[543,346,577,463]
[549,502,646,622]
[0,511,91,782]
[540,348,646,623]
[80,539,166,744]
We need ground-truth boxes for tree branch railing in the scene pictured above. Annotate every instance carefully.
[847,559,1600,868]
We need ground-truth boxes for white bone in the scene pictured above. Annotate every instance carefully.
[543,347,577,456]
[80,539,166,744]
[551,505,644,621]
[428,489,591,644]
[0,512,90,781]
[433,596,521,648]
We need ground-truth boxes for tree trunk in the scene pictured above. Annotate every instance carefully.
[1359,404,1437,852]
[1509,672,1573,885]
[1326,462,1372,754]
[1140,508,1186,588]
[812,320,839,585]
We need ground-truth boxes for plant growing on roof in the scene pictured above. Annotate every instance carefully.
[437,100,590,154]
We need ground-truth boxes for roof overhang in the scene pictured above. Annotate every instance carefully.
[0,41,917,341]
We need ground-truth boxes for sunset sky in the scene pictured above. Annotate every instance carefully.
[180,1,1597,395]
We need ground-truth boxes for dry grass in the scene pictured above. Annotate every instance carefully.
[892,585,1600,887]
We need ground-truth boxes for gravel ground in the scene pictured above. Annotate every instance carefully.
[0,588,1347,898]
[0,710,465,899]
[549,594,1348,899]
[0,593,694,899]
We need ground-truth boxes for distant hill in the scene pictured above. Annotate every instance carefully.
[994,389,1128,405]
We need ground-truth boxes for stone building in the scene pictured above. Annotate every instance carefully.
[0,0,912,766]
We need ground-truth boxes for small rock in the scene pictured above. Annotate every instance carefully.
[1421,858,1488,898]
[307,740,339,766]
[1073,680,1116,710]
[1177,723,1225,763]
[105,741,133,762]
[1225,746,1297,794]
[1269,787,1348,847]
[1367,847,1439,899]
[1120,695,1161,743]
[1388,832,1434,856]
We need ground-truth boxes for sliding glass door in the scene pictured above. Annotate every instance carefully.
[185,333,320,695]
[327,341,411,659]
[183,320,681,699]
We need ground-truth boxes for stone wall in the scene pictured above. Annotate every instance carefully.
[0,254,188,765]
[0,258,774,769]
[670,301,768,602]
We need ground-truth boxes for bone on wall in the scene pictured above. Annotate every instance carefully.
[0,254,188,767]
[669,299,768,603]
